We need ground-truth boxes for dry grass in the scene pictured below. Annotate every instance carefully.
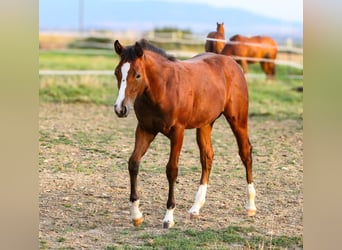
[39,34,76,49]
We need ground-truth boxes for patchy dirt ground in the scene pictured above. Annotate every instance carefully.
[39,103,303,249]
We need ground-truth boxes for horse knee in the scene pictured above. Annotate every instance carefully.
[128,157,139,175]
[166,164,178,181]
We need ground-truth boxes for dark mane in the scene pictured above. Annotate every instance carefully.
[122,39,177,62]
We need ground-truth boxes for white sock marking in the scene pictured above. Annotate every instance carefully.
[246,183,256,211]
[130,200,143,220]
[189,184,207,215]
[163,208,175,227]
[115,62,130,112]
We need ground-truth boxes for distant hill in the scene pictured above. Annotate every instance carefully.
[39,1,302,44]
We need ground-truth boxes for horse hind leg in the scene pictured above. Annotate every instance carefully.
[223,110,256,216]
[189,124,214,219]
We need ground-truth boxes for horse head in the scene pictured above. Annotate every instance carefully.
[113,40,147,118]
[216,22,224,34]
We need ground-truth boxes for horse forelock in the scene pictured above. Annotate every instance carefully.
[120,45,139,62]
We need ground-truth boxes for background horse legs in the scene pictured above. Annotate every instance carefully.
[189,124,214,218]
[260,61,276,80]
[163,126,184,228]
[223,110,256,216]
[240,60,249,74]
[128,125,156,226]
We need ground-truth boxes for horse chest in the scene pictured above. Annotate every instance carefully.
[135,106,174,135]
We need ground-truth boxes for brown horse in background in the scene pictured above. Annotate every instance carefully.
[113,39,256,229]
[221,34,278,79]
[205,22,225,54]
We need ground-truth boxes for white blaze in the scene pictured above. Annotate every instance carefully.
[189,184,207,215]
[115,62,130,111]
[246,183,256,211]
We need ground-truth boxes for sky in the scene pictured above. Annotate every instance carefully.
[119,0,303,23]
[39,0,303,40]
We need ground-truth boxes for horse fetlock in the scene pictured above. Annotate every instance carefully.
[189,184,207,217]
[130,200,143,226]
[246,183,256,216]
[162,208,175,229]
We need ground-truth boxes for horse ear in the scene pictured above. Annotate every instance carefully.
[134,42,144,58]
[114,40,124,55]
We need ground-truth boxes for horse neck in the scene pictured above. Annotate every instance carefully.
[217,26,225,35]
[143,53,170,102]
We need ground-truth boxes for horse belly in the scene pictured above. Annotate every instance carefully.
[186,90,225,128]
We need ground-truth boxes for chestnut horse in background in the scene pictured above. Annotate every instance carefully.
[221,34,278,79]
[205,22,225,54]
[113,39,256,229]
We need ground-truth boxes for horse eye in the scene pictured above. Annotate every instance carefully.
[136,73,141,80]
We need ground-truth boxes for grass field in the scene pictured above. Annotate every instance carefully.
[39,49,303,249]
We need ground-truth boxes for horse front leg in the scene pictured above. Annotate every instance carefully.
[189,124,214,219]
[241,59,249,74]
[163,127,184,229]
[128,124,156,227]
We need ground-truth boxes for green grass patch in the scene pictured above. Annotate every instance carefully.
[137,226,302,249]
[39,75,116,105]
[248,78,303,119]
[39,49,118,70]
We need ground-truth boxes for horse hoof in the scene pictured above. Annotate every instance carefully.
[132,217,144,227]
[247,209,256,217]
[189,213,200,220]
[163,221,175,229]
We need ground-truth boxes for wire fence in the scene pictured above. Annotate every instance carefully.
[39,32,303,78]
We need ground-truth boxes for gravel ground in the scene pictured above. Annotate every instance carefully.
[39,103,303,249]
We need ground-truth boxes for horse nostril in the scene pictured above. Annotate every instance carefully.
[122,105,127,115]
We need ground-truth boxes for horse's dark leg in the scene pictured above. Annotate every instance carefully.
[223,110,256,216]
[189,124,214,219]
[129,124,156,226]
[163,126,184,228]
[261,61,276,80]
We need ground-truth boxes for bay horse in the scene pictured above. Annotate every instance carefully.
[205,22,225,54]
[221,34,278,79]
[113,39,256,229]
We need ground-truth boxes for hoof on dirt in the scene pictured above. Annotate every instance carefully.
[132,217,144,227]
[247,209,256,217]
[189,213,200,220]
[163,221,174,229]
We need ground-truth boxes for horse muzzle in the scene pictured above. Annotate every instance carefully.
[114,104,130,118]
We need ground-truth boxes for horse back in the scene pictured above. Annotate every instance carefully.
[185,53,247,101]
[175,53,247,128]
[223,34,277,59]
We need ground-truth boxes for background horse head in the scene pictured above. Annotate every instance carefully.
[205,22,225,54]
[113,39,256,229]
[221,34,278,79]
